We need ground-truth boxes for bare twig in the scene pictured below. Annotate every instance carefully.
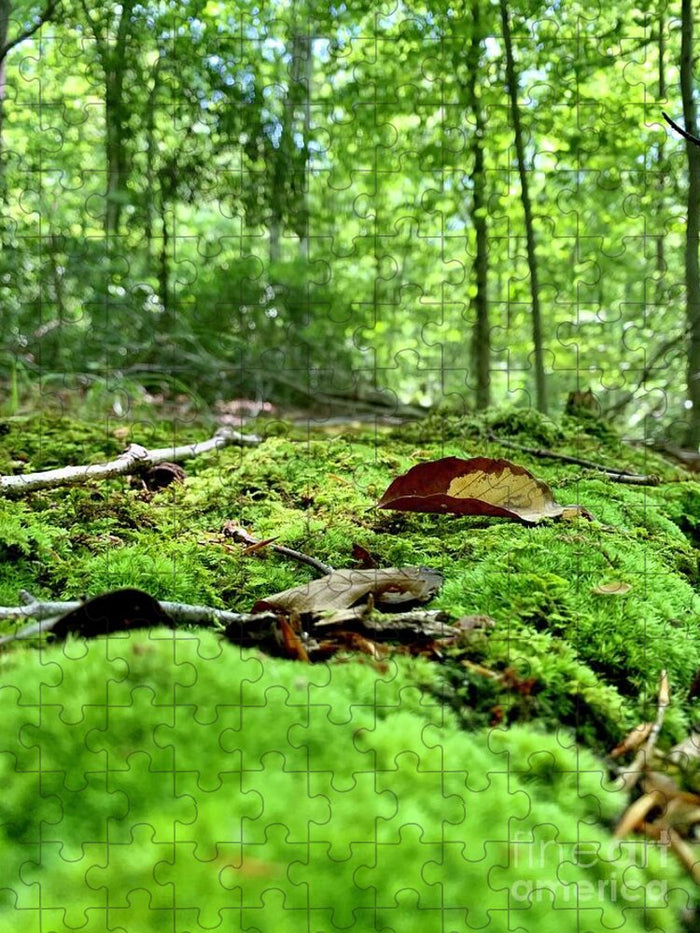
[0,593,452,648]
[613,790,666,838]
[488,433,660,484]
[664,828,700,884]
[663,111,700,147]
[0,591,277,645]
[223,522,334,576]
[0,0,62,62]
[312,607,450,639]
[0,427,261,497]
[618,670,670,793]
[606,473,662,486]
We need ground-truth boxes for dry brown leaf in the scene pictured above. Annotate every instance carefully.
[376,457,565,524]
[611,722,654,758]
[592,582,632,595]
[253,567,443,614]
[614,790,665,837]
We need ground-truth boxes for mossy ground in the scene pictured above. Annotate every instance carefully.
[0,405,698,931]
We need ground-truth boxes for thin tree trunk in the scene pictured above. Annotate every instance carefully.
[143,60,162,265]
[79,0,135,241]
[104,1,134,240]
[499,0,547,413]
[298,33,312,260]
[464,0,490,410]
[0,0,61,187]
[680,0,700,447]
[656,10,666,302]
[158,198,170,322]
[0,0,10,152]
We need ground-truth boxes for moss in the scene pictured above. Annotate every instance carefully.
[0,631,685,933]
[0,407,699,924]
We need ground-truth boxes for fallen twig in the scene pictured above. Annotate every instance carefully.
[0,427,261,497]
[222,522,334,576]
[488,433,660,484]
[605,473,661,486]
[0,592,453,649]
[0,590,276,645]
[618,670,670,793]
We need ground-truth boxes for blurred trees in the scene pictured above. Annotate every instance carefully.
[0,0,693,437]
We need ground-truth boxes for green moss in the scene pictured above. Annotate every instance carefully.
[0,631,684,933]
[1,407,699,924]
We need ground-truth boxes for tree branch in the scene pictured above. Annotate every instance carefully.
[0,427,261,497]
[663,110,700,147]
[0,591,452,649]
[487,433,661,483]
[0,0,61,61]
[604,329,687,416]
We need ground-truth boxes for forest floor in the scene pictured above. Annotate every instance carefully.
[0,401,699,931]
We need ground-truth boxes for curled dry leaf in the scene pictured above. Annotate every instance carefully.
[610,722,654,758]
[49,589,174,640]
[253,566,442,614]
[376,456,565,524]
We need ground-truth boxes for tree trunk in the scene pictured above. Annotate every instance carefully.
[499,0,547,413]
[104,77,128,239]
[655,11,666,304]
[0,0,61,167]
[104,1,134,241]
[464,0,490,410]
[80,0,135,241]
[298,33,313,260]
[680,0,700,447]
[143,60,161,266]
[0,0,10,153]
[158,196,170,323]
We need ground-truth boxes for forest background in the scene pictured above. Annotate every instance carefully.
[0,0,696,442]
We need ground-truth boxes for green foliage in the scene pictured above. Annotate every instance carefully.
[0,631,685,933]
[0,0,690,423]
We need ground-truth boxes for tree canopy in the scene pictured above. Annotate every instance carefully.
[0,0,692,438]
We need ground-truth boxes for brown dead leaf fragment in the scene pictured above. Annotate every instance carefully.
[611,723,654,758]
[49,589,174,639]
[253,567,442,614]
[376,457,565,524]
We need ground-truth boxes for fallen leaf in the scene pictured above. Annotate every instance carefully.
[253,566,442,614]
[377,457,565,524]
[592,582,632,595]
[611,723,654,758]
[50,589,174,639]
[274,617,309,662]
[352,543,379,568]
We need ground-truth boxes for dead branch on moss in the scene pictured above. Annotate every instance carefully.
[221,521,334,576]
[0,427,261,497]
[610,673,700,883]
[487,433,661,485]
[0,591,452,651]
[618,670,669,793]
[0,591,276,645]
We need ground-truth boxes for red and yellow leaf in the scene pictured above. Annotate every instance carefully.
[377,456,564,524]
